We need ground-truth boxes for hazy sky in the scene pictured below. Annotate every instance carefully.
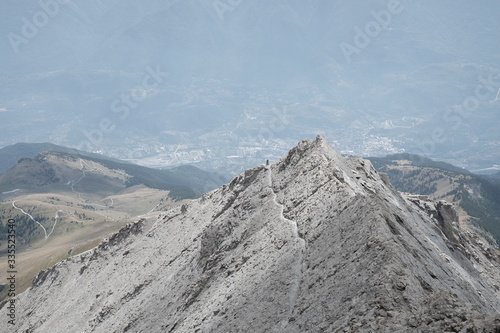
[1,0,499,171]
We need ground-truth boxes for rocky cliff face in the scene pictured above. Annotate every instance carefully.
[2,136,500,332]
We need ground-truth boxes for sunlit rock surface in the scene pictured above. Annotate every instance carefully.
[3,136,500,332]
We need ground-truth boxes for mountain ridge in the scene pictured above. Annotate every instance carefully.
[2,136,500,332]
[368,153,473,176]
[0,142,126,175]
[0,146,227,198]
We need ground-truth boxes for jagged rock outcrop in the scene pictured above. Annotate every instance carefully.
[2,136,500,332]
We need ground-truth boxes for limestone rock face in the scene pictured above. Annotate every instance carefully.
[2,136,500,332]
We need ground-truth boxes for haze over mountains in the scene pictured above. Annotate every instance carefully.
[1,0,500,175]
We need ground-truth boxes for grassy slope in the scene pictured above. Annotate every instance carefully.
[0,187,185,302]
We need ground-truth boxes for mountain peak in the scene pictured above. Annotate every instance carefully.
[2,137,500,332]
[274,135,386,200]
[281,135,343,166]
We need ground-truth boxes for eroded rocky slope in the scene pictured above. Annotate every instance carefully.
[2,136,500,332]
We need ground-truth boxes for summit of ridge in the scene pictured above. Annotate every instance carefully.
[279,135,345,168]
[272,135,391,200]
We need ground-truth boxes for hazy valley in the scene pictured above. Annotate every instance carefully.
[1,1,500,176]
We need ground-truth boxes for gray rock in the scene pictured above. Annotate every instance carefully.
[2,136,500,332]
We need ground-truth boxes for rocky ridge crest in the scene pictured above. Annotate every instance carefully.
[2,136,500,332]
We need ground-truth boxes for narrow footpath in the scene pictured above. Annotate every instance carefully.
[266,164,306,330]
[12,201,50,239]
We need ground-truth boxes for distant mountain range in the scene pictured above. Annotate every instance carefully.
[0,142,123,175]
[0,142,227,197]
